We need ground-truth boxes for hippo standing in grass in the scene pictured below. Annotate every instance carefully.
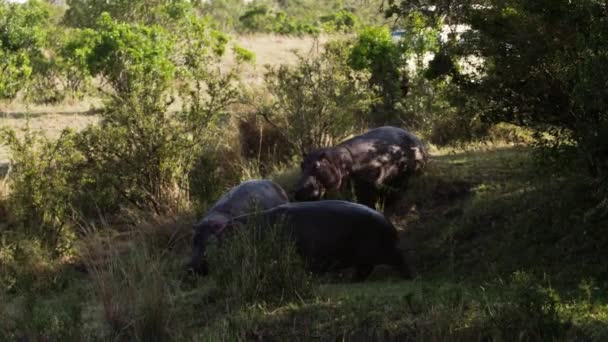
[196,200,412,282]
[188,179,288,274]
[294,126,428,209]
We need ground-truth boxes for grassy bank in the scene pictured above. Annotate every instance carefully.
[2,144,607,340]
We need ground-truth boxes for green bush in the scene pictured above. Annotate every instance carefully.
[69,13,242,215]
[64,0,194,28]
[320,9,360,33]
[208,215,316,307]
[0,0,50,100]
[238,3,320,35]
[0,127,82,255]
[348,26,408,124]
[261,41,372,154]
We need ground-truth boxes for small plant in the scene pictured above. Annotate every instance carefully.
[208,214,316,307]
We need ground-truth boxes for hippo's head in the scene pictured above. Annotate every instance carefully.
[187,213,229,275]
[294,149,344,202]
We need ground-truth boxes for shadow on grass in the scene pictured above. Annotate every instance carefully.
[395,145,608,287]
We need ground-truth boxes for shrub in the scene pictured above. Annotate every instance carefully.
[0,127,82,255]
[189,146,243,215]
[237,113,292,176]
[320,9,360,33]
[348,26,408,124]
[0,0,50,100]
[70,13,242,215]
[208,215,316,307]
[261,41,372,154]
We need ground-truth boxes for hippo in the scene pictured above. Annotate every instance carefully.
[188,179,289,274]
[294,126,428,208]
[194,200,412,281]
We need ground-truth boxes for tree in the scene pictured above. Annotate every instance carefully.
[63,0,197,28]
[387,0,608,178]
[0,0,49,99]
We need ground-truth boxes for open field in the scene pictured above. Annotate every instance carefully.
[0,34,327,162]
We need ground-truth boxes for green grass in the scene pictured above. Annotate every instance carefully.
[2,144,608,340]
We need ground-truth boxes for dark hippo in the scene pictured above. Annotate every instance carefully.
[196,200,412,281]
[188,179,289,274]
[294,126,428,208]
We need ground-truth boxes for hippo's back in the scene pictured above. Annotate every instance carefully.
[259,200,398,241]
[209,180,289,218]
[238,200,401,272]
[342,126,429,167]
[343,126,423,149]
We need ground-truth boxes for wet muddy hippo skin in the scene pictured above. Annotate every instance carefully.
[211,200,412,282]
[294,126,428,208]
[188,179,289,274]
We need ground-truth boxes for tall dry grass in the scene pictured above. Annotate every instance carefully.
[80,216,192,342]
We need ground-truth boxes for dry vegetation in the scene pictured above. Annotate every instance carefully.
[0,34,328,161]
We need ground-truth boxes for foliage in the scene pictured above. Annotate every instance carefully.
[261,41,372,154]
[0,127,82,255]
[320,8,360,33]
[0,0,49,100]
[199,0,244,32]
[348,25,419,124]
[238,3,320,35]
[0,10,246,268]
[63,0,196,28]
[387,0,608,181]
[207,215,316,307]
[70,14,241,215]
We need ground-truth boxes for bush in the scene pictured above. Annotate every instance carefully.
[70,13,241,215]
[0,0,50,100]
[348,26,408,124]
[0,127,82,255]
[261,41,372,154]
[238,4,320,36]
[320,9,360,33]
[237,113,292,175]
[208,215,316,307]
[189,146,243,215]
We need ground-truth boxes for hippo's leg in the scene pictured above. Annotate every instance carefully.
[352,264,374,282]
[382,173,411,214]
[354,180,378,209]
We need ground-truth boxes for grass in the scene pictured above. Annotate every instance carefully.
[2,126,608,339]
[0,36,603,334]
[395,145,608,286]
